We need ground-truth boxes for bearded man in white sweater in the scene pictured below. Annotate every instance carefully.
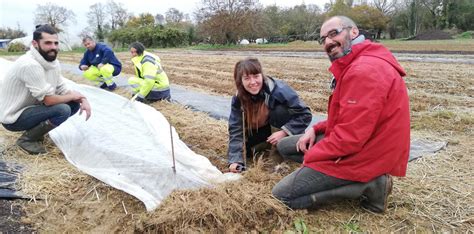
[0,24,91,155]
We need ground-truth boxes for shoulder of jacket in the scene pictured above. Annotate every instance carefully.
[141,54,157,65]
[98,43,111,50]
[264,76,277,93]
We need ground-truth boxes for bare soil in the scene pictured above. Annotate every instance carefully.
[409,30,453,40]
[0,199,33,232]
[1,46,473,232]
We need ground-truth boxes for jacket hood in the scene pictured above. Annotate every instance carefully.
[329,40,406,79]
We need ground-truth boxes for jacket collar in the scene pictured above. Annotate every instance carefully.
[329,39,406,80]
[131,53,144,66]
[328,39,372,79]
[131,51,159,66]
[29,45,59,71]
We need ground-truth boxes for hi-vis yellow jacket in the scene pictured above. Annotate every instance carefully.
[131,51,170,98]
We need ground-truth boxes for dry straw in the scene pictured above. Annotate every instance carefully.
[0,52,472,232]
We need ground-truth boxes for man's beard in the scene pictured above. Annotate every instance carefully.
[37,45,58,62]
[327,35,352,62]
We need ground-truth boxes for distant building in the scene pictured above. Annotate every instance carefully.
[0,39,11,49]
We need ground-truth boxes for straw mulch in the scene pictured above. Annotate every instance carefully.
[1,56,473,232]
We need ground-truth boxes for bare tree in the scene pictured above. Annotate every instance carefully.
[195,0,263,44]
[419,0,443,29]
[87,3,108,41]
[107,0,129,29]
[346,0,355,7]
[155,14,166,25]
[166,8,185,24]
[126,13,155,28]
[371,0,397,15]
[0,25,26,39]
[34,3,76,32]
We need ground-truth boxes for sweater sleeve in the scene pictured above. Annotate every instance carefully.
[21,64,55,101]
[56,75,70,95]
[304,64,386,163]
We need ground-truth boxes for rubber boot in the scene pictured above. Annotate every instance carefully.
[360,174,393,213]
[107,82,117,91]
[16,121,55,155]
[309,174,392,213]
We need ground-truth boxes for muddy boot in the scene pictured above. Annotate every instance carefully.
[309,174,392,213]
[360,174,393,213]
[16,121,55,155]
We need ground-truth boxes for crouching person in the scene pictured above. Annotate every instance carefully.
[272,16,410,213]
[128,42,171,103]
[0,25,91,155]
[79,36,122,91]
[227,58,312,173]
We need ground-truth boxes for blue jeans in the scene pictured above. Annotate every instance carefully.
[2,102,80,131]
[272,167,355,209]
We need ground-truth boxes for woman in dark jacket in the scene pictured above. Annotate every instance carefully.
[227,58,312,173]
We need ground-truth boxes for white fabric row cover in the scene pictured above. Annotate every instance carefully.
[0,58,240,211]
[51,81,241,211]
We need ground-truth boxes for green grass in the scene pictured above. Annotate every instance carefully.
[379,38,474,44]
[343,220,362,233]
[187,43,243,50]
[187,42,298,50]
[293,218,309,234]
[187,38,474,52]
[0,49,25,56]
[456,31,474,39]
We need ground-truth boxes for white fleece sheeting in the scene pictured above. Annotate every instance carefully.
[0,58,240,211]
[51,82,240,211]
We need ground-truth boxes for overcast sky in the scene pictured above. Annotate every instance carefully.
[0,0,329,44]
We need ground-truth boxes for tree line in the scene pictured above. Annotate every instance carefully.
[1,0,473,47]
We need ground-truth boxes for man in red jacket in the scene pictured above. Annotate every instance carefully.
[272,15,410,213]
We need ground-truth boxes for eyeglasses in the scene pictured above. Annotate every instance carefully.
[318,27,352,45]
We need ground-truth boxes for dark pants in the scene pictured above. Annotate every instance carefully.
[272,167,355,209]
[2,102,80,131]
[245,105,290,157]
[273,133,355,209]
[138,89,171,103]
[276,133,325,163]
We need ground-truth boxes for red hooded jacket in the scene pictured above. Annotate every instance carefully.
[303,40,410,182]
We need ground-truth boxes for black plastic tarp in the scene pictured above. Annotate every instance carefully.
[0,161,24,199]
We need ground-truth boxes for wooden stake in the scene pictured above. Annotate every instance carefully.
[170,121,176,174]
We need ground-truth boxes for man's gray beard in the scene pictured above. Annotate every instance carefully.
[329,44,352,62]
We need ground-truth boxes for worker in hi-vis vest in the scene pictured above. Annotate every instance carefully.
[79,36,122,91]
[128,42,171,102]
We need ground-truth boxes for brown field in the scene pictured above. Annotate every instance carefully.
[187,39,474,53]
[1,45,473,232]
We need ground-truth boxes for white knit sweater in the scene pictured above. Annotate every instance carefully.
[0,46,70,124]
